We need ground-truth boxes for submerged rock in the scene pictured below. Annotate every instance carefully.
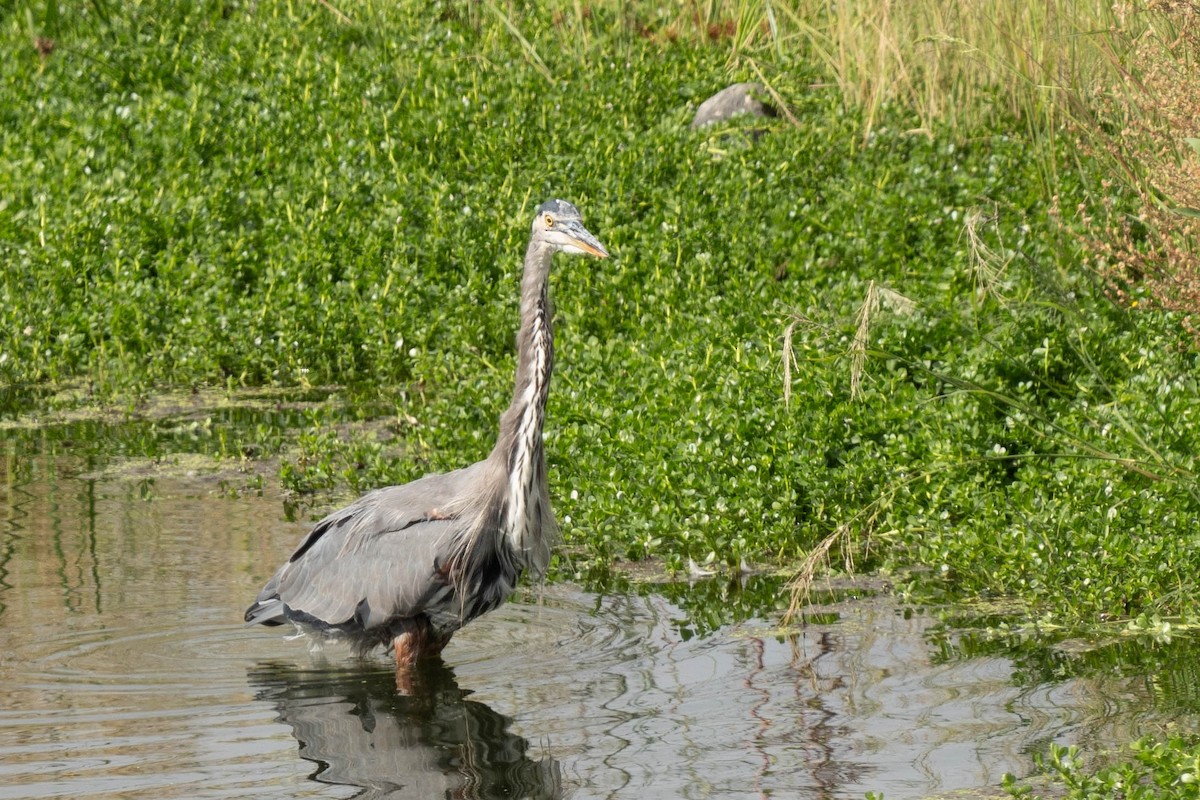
[690,82,777,129]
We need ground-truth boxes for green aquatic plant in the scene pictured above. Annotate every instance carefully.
[787,205,1200,626]
[1005,738,1200,800]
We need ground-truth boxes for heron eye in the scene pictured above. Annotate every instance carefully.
[544,214,554,228]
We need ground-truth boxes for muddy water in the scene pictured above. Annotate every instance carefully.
[0,420,1193,799]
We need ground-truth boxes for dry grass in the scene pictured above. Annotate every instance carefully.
[775,0,1119,141]
[1076,1,1200,326]
[781,521,853,626]
[780,282,914,409]
[782,492,891,627]
[780,281,913,409]
[608,0,1135,148]
[849,281,915,400]
[849,281,878,401]
[781,316,800,409]
[963,206,1014,305]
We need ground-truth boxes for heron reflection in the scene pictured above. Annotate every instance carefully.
[248,660,562,799]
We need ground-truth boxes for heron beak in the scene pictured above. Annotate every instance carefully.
[561,220,610,259]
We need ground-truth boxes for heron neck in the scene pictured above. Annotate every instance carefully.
[509,241,555,424]
[491,241,554,548]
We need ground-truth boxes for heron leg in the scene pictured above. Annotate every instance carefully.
[392,617,450,668]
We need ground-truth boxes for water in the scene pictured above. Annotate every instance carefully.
[0,416,1196,799]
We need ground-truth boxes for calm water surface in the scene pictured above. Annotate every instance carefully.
[0,418,1194,799]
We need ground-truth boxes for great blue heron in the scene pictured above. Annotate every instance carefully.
[245,199,609,668]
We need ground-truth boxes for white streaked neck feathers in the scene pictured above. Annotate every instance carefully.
[489,239,555,564]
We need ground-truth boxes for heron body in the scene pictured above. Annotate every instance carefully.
[245,200,608,667]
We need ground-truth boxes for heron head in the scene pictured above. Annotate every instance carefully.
[533,199,609,259]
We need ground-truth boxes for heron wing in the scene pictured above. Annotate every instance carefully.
[253,461,491,629]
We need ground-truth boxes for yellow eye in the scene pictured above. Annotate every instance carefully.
[544,214,554,228]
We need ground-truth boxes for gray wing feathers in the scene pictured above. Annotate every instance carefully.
[263,463,488,629]
[278,517,459,627]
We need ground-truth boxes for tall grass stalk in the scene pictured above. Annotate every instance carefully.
[483,0,556,84]
[964,206,1013,306]
[740,0,1117,142]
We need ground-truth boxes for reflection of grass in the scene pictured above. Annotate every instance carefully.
[932,614,1200,695]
